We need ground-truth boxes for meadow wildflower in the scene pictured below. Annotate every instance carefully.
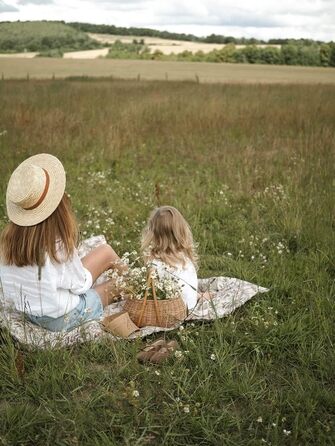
[183,405,190,413]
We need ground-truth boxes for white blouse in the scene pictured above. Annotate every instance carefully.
[152,259,198,311]
[0,247,92,318]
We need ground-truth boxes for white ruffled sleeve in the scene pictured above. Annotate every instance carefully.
[55,248,93,295]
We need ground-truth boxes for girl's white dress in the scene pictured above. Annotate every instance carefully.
[152,259,198,311]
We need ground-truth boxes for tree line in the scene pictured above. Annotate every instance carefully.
[69,22,331,47]
[106,40,335,67]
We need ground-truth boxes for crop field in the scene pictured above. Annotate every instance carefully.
[89,33,282,55]
[0,79,334,445]
[1,58,335,83]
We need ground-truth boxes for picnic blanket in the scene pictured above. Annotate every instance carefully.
[0,236,269,349]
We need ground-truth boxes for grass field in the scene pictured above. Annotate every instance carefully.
[1,58,335,83]
[0,79,334,445]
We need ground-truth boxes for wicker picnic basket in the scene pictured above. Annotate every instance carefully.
[123,272,187,328]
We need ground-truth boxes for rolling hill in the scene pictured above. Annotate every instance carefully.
[0,21,102,54]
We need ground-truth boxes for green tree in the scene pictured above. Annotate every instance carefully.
[242,45,261,64]
[217,44,236,63]
[204,49,222,63]
[192,50,205,62]
[232,51,247,63]
[298,44,320,66]
[281,44,299,65]
[177,50,193,61]
[320,43,331,66]
[151,49,164,60]
[328,43,335,67]
[259,47,282,65]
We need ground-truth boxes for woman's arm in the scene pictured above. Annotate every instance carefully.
[56,249,93,295]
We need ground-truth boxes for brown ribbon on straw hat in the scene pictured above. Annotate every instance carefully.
[6,154,66,226]
[24,169,50,210]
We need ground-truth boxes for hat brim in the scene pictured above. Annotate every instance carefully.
[6,153,66,227]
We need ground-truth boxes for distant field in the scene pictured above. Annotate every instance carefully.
[89,33,281,55]
[0,32,282,60]
[0,49,109,59]
[63,48,109,59]
[0,58,334,83]
[0,32,281,59]
[0,52,38,58]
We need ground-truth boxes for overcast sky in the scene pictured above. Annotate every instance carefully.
[1,0,334,42]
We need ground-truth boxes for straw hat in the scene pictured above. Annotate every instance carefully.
[6,153,66,226]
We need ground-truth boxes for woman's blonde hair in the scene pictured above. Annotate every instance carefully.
[0,194,78,267]
[141,206,197,268]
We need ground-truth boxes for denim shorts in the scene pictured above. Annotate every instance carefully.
[26,289,104,333]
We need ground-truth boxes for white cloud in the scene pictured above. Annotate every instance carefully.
[81,0,153,11]
[0,0,18,12]
[17,0,54,4]
[1,0,334,41]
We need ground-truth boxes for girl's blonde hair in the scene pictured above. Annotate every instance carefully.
[141,206,197,268]
[0,194,78,267]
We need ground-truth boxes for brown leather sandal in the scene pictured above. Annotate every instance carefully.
[148,340,180,364]
[136,339,166,363]
[149,347,171,364]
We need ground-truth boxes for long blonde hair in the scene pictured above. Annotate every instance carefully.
[0,194,78,267]
[141,206,198,268]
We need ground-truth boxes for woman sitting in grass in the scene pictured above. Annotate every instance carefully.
[0,153,124,332]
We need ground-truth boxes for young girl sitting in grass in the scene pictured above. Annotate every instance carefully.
[0,153,124,332]
[141,206,198,313]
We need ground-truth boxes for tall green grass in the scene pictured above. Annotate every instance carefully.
[0,80,334,445]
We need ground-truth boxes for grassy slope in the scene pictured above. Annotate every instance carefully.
[0,21,101,53]
[0,80,334,445]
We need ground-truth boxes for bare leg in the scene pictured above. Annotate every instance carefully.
[81,244,126,283]
[94,279,121,307]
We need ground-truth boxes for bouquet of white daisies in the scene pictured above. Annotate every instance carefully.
[108,251,183,301]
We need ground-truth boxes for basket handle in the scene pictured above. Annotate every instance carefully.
[137,271,151,327]
[137,269,161,327]
[150,275,162,326]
